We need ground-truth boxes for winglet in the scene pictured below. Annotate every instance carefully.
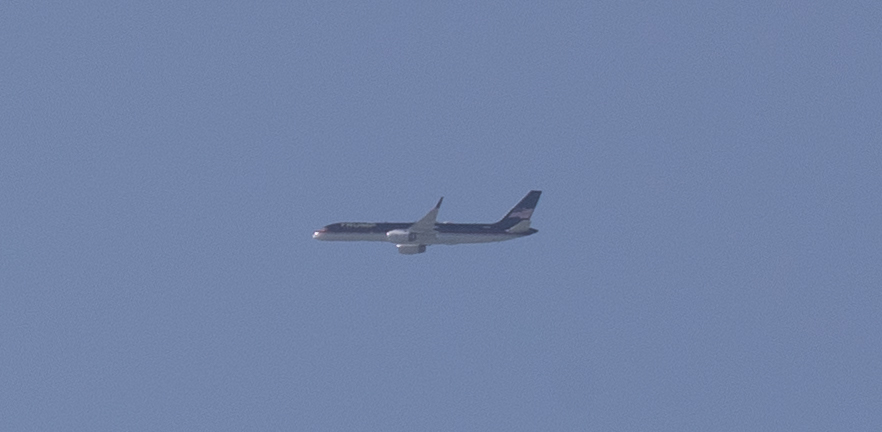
[409,197,443,233]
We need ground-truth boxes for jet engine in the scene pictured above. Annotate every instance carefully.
[397,244,426,254]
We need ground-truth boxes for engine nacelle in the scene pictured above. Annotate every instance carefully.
[386,229,416,244]
[397,244,426,254]
[387,228,436,244]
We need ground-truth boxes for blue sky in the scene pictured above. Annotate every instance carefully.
[2,1,880,430]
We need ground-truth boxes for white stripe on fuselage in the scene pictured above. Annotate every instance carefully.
[432,232,523,244]
[312,230,523,245]
[312,232,386,242]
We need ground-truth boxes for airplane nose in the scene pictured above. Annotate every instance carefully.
[313,228,328,239]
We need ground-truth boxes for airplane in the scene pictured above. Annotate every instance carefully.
[313,190,542,254]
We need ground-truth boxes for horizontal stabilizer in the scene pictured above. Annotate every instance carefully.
[506,219,532,233]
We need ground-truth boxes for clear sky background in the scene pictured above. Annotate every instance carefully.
[2,1,880,430]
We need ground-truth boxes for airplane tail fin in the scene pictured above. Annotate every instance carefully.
[494,190,541,231]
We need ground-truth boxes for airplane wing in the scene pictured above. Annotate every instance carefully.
[409,197,442,233]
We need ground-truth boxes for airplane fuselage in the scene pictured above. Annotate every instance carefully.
[312,190,541,254]
[312,222,537,245]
